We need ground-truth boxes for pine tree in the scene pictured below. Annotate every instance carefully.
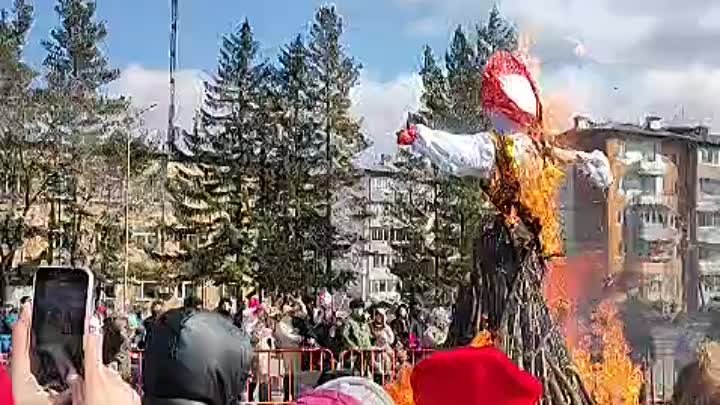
[307,5,366,285]
[40,0,128,266]
[168,19,267,290]
[0,0,37,303]
[417,46,450,129]
[445,26,485,133]
[476,4,518,68]
[273,35,327,293]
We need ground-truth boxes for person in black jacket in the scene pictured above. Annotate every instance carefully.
[142,308,253,405]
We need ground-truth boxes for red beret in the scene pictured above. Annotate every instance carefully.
[0,364,13,405]
[411,346,542,405]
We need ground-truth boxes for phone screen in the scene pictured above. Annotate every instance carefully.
[31,267,92,389]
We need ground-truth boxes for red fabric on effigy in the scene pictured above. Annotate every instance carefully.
[481,50,543,138]
[0,365,13,405]
[411,346,542,405]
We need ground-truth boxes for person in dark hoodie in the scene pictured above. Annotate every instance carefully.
[142,307,253,405]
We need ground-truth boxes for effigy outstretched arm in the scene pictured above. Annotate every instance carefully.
[399,124,613,190]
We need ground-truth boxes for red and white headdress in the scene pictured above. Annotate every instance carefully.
[481,50,543,138]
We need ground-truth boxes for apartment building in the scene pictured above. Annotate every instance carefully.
[563,117,720,313]
[345,157,404,304]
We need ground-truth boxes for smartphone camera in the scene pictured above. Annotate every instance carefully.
[30,266,95,390]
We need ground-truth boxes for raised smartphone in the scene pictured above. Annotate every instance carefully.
[30,266,95,390]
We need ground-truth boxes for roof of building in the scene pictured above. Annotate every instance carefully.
[567,117,720,146]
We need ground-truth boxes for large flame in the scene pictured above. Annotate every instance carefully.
[517,34,645,405]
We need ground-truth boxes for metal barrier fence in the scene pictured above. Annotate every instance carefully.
[0,348,684,405]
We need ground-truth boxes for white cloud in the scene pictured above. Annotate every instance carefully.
[112,65,423,155]
[350,72,423,153]
[109,65,205,137]
[405,17,445,37]
[384,0,720,139]
[699,6,720,30]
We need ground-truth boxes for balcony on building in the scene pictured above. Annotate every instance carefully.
[697,211,720,244]
[699,245,720,275]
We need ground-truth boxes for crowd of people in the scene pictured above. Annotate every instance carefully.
[79,291,452,402]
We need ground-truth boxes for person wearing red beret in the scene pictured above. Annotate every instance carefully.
[410,345,543,405]
[0,363,13,405]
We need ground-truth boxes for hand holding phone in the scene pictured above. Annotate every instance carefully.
[11,300,140,405]
[30,267,95,390]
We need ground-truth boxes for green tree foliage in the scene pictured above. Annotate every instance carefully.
[306,5,366,285]
[0,0,38,301]
[390,6,517,305]
[168,19,267,289]
[39,0,131,266]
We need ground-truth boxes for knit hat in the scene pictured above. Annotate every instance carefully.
[411,346,542,405]
[142,308,253,405]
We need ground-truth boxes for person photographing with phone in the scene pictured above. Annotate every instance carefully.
[9,302,141,405]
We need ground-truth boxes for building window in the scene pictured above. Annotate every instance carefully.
[700,178,720,195]
[371,228,384,241]
[698,211,720,227]
[621,174,656,194]
[702,275,720,293]
[175,281,193,300]
[132,231,159,250]
[701,147,720,165]
[373,254,389,268]
[624,140,657,161]
[135,281,159,301]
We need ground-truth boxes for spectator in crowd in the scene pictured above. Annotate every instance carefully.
[103,314,133,382]
[274,295,308,401]
[142,307,253,405]
[390,304,411,348]
[140,300,164,350]
[250,309,275,403]
[422,308,450,349]
[370,308,396,381]
[216,297,233,318]
[409,302,426,348]
[341,299,372,351]
[673,340,720,405]
[128,304,143,330]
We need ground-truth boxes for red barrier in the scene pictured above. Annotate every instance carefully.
[243,348,335,404]
[337,348,436,386]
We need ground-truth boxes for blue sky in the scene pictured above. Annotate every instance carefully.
[4,0,720,152]
[9,0,453,81]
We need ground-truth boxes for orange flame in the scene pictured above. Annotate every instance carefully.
[517,35,644,405]
[386,366,415,405]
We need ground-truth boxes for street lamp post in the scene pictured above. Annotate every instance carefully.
[124,103,157,311]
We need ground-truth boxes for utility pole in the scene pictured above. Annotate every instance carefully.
[161,0,178,252]
[124,104,157,311]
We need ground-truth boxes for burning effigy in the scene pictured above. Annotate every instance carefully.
[386,48,643,405]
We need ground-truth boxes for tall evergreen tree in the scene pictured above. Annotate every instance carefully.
[273,35,328,292]
[40,0,128,266]
[0,0,38,302]
[168,19,268,290]
[445,26,484,133]
[307,5,366,284]
[417,45,450,129]
[476,4,518,67]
